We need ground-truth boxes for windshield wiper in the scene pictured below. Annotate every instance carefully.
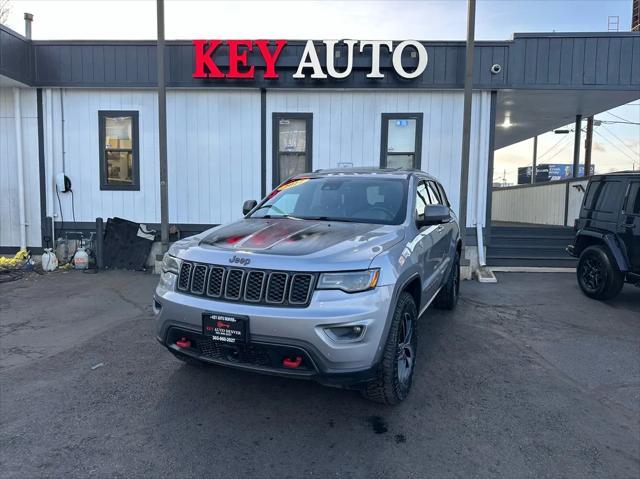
[259,214,301,220]
[300,216,360,223]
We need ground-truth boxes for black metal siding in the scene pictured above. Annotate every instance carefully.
[2,27,639,91]
[507,33,640,90]
[0,25,32,84]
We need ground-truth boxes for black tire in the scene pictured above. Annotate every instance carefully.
[434,250,460,310]
[577,245,624,300]
[361,292,417,405]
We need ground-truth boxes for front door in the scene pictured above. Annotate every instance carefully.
[414,180,448,306]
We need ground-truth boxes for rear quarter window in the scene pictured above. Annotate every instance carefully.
[594,181,622,213]
[583,181,600,210]
[625,182,640,215]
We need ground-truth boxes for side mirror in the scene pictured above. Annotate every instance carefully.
[242,199,257,216]
[416,204,451,228]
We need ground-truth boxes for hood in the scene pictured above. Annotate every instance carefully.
[172,218,404,271]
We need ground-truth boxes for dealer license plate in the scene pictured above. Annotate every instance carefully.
[202,313,248,344]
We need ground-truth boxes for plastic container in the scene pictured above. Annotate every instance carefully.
[42,248,58,271]
[73,247,89,270]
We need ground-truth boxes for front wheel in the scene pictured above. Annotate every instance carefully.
[361,292,418,405]
[577,245,624,300]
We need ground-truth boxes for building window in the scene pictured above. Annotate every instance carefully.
[99,111,139,190]
[272,113,312,187]
[380,113,423,170]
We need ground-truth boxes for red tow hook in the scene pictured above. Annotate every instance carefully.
[176,337,191,349]
[283,356,303,369]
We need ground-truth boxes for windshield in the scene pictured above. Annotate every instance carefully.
[248,177,408,225]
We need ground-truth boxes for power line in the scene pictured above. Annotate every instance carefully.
[536,133,573,161]
[544,138,573,163]
[599,124,640,158]
[593,129,638,162]
[605,110,639,124]
[599,120,640,126]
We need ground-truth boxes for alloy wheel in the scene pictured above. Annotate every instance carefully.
[581,254,603,291]
[396,311,414,385]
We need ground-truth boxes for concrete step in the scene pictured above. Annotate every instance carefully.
[486,256,578,268]
[491,226,575,237]
[490,235,574,247]
[487,245,573,258]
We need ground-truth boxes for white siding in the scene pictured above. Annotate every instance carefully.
[266,90,492,227]
[167,90,261,225]
[492,183,567,225]
[491,178,588,227]
[44,89,261,226]
[0,88,41,248]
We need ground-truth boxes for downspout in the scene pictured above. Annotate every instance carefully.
[476,93,487,267]
[13,88,27,251]
[46,89,56,247]
[60,89,67,171]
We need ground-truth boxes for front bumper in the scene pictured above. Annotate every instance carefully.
[153,274,394,386]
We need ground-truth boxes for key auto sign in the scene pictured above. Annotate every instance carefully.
[192,40,428,80]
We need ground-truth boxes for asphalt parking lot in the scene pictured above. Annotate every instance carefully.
[1,270,638,478]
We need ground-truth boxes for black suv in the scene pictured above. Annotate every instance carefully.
[567,172,640,300]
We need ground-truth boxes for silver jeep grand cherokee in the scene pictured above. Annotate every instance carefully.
[154,168,461,404]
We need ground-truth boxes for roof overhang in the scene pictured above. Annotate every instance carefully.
[494,89,640,149]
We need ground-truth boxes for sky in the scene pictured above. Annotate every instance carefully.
[3,0,639,183]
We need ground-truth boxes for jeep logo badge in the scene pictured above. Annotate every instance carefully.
[229,255,251,266]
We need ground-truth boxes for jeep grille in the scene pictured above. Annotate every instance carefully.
[176,261,316,307]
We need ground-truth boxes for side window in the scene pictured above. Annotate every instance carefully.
[427,181,442,205]
[594,181,621,213]
[583,181,600,210]
[436,182,450,207]
[415,181,428,217]
[99,111,139,190]
[625,182,640,215]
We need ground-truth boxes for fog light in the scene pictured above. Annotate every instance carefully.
[325,325,366,342]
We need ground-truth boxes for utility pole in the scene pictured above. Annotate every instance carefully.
[458,0,476,248]
[157,0,169,250]
[584,116,593,177]
[572,114,582,178]
[531,136,537,184]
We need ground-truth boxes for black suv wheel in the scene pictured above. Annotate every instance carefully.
[577,245,624,300]
[362,292,417,405]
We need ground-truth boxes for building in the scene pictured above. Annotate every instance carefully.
[1,22,639,271]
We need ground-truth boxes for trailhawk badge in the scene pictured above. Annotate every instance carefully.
[229,255,251,266]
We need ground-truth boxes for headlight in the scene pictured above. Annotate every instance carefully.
[161,253,182,274]
[317,269,380,293]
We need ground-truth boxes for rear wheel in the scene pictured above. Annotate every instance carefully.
[577,245,624,300]
[361,292,417,405]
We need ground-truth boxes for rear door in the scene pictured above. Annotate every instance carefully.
[425,180,452,284]
[619,180,640,272]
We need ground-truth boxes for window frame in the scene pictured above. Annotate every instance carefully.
[272,112,313,188]
[380,113,423,170]
[99,110,140,191]
[623,181,640,216]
